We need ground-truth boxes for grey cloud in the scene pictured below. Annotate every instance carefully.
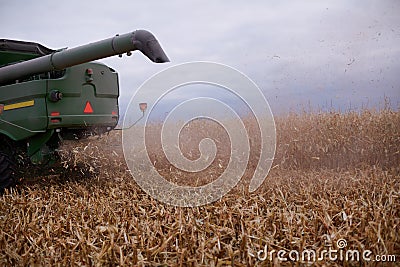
[1,0,399,115]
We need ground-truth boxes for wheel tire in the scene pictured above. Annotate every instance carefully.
[0,152,16,193]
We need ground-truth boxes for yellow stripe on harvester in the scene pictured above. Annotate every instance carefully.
[4,100,35,111]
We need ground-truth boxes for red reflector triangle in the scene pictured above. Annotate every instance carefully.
[84,101,93,113]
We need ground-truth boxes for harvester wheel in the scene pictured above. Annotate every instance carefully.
[0,152,16,193]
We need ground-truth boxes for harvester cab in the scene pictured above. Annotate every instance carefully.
[0,30,169,191]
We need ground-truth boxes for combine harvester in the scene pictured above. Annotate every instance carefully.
[0,30,169,190]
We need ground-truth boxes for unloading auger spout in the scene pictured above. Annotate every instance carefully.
[0,30,169,85]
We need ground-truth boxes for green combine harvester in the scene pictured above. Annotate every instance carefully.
[0,30,169,191]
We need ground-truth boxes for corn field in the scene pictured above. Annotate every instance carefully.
[0,108,399,266]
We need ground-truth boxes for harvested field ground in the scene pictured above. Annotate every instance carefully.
[0,109,399,266]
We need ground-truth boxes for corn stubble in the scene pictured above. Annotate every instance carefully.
[0,109,399,266]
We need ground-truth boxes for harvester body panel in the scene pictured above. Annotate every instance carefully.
[0,80,47,140]
[46,62,119,131]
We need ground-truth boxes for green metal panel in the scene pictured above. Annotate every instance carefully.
[0,80,47,141]
[46,62,119,129]
[0,51,38,67]
[0,62,119,141]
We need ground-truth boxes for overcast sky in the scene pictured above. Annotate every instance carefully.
[1,0,399,115]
